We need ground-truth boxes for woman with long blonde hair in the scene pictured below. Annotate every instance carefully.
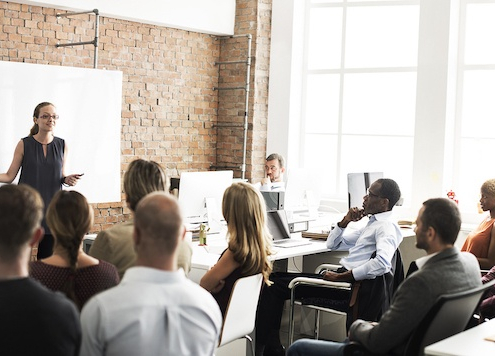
[200,182,273,316]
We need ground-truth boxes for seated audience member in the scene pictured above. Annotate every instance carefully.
[80,192,222,356]
[287,198,481,356]
[461,178,495,269]
[0,184,81,355]
[256,178,403,356]
[479,265,495,320]
[89,159,192,279]
[30,190,119,310]
[200,182,273,316]
[257,153,286,192]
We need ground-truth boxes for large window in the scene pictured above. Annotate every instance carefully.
[268,0,495,223]
[456,1,495,221]
[301,0,419,207]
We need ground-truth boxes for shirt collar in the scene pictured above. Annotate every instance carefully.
[121,266,186,284]
[370,210,394,221]
[415,251,440,270]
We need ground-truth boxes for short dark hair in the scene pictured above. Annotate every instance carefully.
[421,198,461,245]
[266,153,285,169]
[376,178,401,210]
[0,184,43,261]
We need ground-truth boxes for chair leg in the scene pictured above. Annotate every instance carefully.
[289,290,297,345]
[315,309,321,340]
[245,335,255,356]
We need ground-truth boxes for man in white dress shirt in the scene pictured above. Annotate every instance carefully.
[258,153,286,192]
[256,178,403,356]
[80,192,222,356]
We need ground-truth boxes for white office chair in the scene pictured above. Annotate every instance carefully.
[217,273,264,356]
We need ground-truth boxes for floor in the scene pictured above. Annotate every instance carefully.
[279,302,348,349]
[279,303,312,349]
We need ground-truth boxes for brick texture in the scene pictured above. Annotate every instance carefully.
[0,0,272,232]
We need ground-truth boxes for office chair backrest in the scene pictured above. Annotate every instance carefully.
[218,273,264,347]
[404,279,495,356]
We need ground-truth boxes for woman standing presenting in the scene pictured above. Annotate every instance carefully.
[0,102,82,259]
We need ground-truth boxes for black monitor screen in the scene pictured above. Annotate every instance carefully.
[347,172,384,209]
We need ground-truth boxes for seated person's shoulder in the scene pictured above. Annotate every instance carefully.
[25,278,79,315]
[90,221,134,254]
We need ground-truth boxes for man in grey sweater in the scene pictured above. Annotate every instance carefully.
[287,197,481,356]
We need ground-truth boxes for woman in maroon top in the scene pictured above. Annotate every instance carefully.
[30,190,119,310]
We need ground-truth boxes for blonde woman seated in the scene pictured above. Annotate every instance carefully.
[462,179,495,269]
[200,182,273,317]
[30,190,119,310]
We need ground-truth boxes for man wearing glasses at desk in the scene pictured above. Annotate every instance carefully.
[258,153,286,192]
[255,178,403,356]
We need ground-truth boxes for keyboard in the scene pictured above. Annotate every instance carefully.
[273,239,311,248]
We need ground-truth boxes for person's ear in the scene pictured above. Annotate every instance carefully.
[281,166,286,174]
[179,225,186,241]
[426,226,436,241]
[29,227,44,247]
[133,227,141,251]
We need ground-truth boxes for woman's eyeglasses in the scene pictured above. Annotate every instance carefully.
[39,114,59,120]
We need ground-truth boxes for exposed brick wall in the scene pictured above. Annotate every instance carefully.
[0,0,271,232]
[215,0,272,182]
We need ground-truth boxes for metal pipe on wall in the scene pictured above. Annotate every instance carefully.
[56,9,100,69]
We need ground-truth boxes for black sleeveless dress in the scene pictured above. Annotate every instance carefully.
[19,136,64,258]
[213,249,244,318]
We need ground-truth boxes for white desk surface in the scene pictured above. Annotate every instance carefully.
[424,318,495,356]
[190,231,330,271]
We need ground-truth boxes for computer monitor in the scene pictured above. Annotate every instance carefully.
[347,172,384,209]
[284,168,319,218]
[178,170,234,226]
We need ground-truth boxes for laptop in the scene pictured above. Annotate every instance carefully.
[267,210,311,248]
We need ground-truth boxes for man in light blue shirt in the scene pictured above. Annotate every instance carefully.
[80,192,222,356]
[255,178,402,356]
[287,198,480,356]
[323,179,403,282]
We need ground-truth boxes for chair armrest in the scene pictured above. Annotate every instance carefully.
[481,269,490,277]
[288,277,352,290]
[315,263,342,274]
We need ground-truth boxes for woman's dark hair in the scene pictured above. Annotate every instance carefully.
[46,190,93,310]
[29,102,55,136]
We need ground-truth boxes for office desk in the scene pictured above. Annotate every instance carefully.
[424,318,495,356]
[189,232,330,283]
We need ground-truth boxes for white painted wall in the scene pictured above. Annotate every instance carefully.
[11,0,236,35]
[266,0,304,172]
